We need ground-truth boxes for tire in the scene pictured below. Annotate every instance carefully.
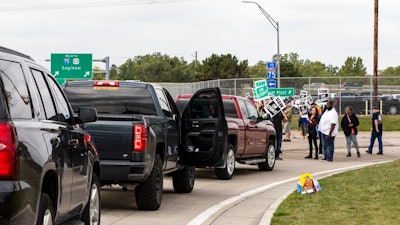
[172,166,195,193]
[388,105,398,115]
[258,142,275,171]
[36,193,55,225]
[135,154,163,210]
[82,173,101,225]
[215,145,235,180]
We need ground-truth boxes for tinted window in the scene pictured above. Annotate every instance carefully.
[64,86,157,115]
[0,59,32,119]
[47,74,71,122]
[176,98,189,114]
[155,88,172,116]
[223,99,238,118]
[237,100,249,119]
[31,69,57,120]
[189,92,219,119]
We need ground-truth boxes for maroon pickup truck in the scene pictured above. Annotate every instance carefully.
[175,94,276,180]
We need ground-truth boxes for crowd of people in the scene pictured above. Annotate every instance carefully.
[256,98,384,162]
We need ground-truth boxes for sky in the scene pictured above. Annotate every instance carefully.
[1,0,399,74]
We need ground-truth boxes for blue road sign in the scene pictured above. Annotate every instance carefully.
[267,71,276,79]
[267,79,276,88]
[267,62,277,69]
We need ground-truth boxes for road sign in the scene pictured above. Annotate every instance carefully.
[267,62,277,69]
[268,88,295,97]
[267,79,276,88]
[51,53,93,80]
[267,71,276,79]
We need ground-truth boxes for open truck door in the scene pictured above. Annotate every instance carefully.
[179,88,228,167]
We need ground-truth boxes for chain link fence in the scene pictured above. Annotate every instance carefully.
[162,76,400,115]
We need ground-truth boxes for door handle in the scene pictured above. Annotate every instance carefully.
[68,139,79,146]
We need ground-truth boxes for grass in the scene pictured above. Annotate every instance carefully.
[271,160,400,225]
[290,114,400,131]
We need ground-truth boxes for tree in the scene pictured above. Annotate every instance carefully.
[380,66,400,76]
[194,54,248,81]
[116,53,192,82]
[247,61,267,78]
[338,56,367,76]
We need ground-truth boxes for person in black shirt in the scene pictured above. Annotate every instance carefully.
[272,112,284,160]
[366,106,383,154]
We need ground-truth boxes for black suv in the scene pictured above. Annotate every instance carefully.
[0,46,100,225]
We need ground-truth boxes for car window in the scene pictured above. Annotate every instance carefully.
[0,59,33,119]
[244,100,258,119]
[222,99,238,118]
[30,69,57,120]
[63,85,157,115]
[47,74,71,122]
[155,87,172,117]
[237,99,249,119]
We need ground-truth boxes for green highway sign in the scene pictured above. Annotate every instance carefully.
[253,79,269,99]
[268,88,295,97]
[51,53,93,81]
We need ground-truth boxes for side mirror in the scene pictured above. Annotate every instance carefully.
[78,107,98,123]
[261,113,271,120]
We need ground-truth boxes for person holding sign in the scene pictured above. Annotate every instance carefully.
[305,107,319,159]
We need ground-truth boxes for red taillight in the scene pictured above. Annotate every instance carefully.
[133,124,147,152]
[93,81,119,87]
[0,122,17,178]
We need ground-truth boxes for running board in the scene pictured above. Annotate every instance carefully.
[238,158,266,165]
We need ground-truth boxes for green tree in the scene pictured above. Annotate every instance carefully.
[338,56,367,76]
[116,53,192,82]
[299,60,337,77]
[247,61,266,78]
[194,54,248,81]
[380,66,400,76]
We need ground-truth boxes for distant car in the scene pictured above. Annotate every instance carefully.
[343,82,363,87]
[310,82,325,86]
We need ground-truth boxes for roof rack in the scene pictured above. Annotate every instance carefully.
[0,46,34,61]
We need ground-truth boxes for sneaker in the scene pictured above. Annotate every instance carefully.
[346,153,351,157]
[275,156,283,160]
[377,152,383,155]
[365,150,372,154]
[305,155,312,159]
[357,152,361,157]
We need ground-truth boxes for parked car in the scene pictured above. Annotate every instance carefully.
[63,81,228,210]
[0,46,100,225]
[343,81,363,87]
[175,94,277,180]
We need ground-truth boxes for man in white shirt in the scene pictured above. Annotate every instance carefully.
[318,100,338,162]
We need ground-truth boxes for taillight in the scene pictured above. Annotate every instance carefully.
[133,124,147,151]
[0,122,17,178]
[93,81,119,87]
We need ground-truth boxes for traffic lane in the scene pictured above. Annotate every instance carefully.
[100,147,399,225]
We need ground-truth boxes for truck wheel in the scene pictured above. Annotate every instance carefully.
[388,105,398,115]
[36,193,54,225]
[135,154,163,210]
[215,145,235,180]
[258,142,275,171]
[172,166,195,193]
[82,173,101,225]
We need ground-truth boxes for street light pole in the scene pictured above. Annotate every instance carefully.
[243,1,280,88]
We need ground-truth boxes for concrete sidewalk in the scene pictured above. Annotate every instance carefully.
[204,131,400,225]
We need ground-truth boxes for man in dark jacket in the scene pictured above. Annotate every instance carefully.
[272,111,284,160]
[340,106,360,157]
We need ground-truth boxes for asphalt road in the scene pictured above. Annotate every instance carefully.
[100,131,400,225]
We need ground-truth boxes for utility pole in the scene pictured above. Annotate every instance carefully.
[373,0,379,106]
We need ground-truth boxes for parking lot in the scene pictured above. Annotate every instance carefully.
[100,131,400,225]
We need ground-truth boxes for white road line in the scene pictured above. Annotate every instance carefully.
[188,161,391,225]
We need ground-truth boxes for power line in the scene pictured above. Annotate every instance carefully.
[0,0,198,12]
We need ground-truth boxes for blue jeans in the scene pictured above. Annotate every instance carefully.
[321,133,335,161]
[275,132,282,157]
[368,131,382,153]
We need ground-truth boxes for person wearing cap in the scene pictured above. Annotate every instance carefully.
[366,106,383,155]
[318,100,338,162]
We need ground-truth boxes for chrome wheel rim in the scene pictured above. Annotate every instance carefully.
[43,209,53,225]
[267,145,275,167]
[89,183,100,225]
[226,148,235,175]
